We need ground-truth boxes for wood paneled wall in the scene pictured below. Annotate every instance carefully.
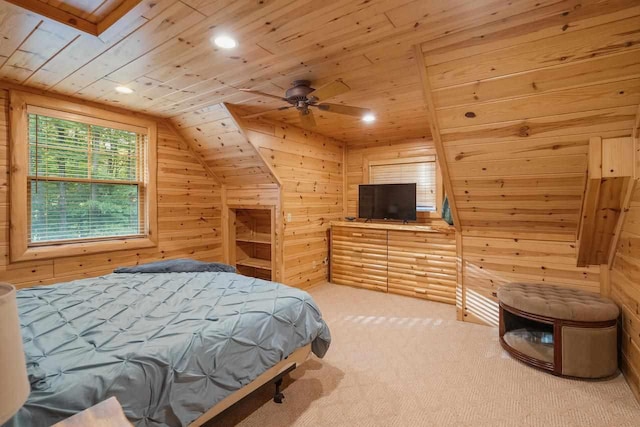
[235,115,345,289]
[346,139,447,226]
[0,89,223,287]
[415,3,640,328]
[461,234,601,326]
[420,3,640,240]
[225,184,280,207]
[611,185,640,401]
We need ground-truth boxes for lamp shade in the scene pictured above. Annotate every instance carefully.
[0,283,29,424]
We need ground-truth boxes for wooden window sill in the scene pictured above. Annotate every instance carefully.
[12,236,157,262]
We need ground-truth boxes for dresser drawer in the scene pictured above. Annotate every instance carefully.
[329,224,458,302]
[331,226,388,292]
[386,230,457,304]
[332,226,387,243]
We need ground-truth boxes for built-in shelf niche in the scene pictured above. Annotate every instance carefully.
[231,207,275,280]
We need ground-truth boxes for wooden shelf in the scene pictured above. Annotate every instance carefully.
[237,257,272,270]
[231,208,275,280]
[236,234,271,244]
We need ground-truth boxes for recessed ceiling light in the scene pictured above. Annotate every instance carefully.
[362,113,376,123]
[115,86,133,94]
[213,35,237,49]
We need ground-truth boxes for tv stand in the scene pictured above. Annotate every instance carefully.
[329,221,457,305]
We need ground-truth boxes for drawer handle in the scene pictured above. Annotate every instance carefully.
[352,233,363,237]
[414,288,427,294]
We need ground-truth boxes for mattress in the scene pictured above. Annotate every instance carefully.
[5,272,331,427]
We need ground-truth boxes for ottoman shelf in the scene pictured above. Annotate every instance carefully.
[503,329,554,364]
[497,283,619,379]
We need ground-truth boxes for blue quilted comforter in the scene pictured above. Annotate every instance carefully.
[5,272,331,427]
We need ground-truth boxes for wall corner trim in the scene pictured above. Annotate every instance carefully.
[413,44,460,230]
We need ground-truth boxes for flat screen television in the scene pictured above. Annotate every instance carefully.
[358,183,417,221]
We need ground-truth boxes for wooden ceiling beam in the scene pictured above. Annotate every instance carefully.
[414,44,460,230]
[4,0,99,35]
[96,0,143,35]
[4,0,143,36]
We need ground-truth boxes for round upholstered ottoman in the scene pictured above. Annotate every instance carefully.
[497,283,619,379]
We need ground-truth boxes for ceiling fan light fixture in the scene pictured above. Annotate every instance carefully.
[213,35,237,49]
[115,86,133,94]
[362,113,376,123]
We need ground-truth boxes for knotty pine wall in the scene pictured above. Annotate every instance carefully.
[417,3,639,326]
[611,184,640,401]
[460,234,601,326]
[0,89,223,288]
[346,139,448,226]
[237,117,344,289]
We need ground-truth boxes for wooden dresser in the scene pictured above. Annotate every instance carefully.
[330,221,458,305]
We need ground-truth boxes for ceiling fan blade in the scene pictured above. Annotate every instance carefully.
[299,109,316,128]
[316,103,370,117]
[238,88,286,101]
[308,79,350,102]
[242,106,293,119]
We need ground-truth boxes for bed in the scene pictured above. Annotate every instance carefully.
[5,267,331,427]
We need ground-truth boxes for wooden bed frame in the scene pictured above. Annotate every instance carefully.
[188,344,312,426]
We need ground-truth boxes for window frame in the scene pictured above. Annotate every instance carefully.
[363,155,443,219]
[9,90,158,262]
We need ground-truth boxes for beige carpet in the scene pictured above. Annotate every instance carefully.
[210,283,640,427]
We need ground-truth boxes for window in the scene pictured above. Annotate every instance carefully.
[10,91,157,262]
[29,113,145,244]
[368,157,439,212]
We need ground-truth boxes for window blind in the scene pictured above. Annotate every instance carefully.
[27,113,147,244]
[370,161,436,211]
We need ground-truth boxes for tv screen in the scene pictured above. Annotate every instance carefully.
[358,183,417,221]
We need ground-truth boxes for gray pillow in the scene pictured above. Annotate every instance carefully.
[114,259,236,274]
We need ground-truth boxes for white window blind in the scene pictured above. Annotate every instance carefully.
[27,112,147,245]
[370,161,436,211]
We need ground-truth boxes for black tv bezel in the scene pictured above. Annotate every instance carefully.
[357,183,417,222]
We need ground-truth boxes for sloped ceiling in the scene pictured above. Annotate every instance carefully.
[173,103,277,186]
[4,0,625,145]
[418,1,640,239]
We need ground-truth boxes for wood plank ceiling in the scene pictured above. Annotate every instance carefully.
[0,0,603,145]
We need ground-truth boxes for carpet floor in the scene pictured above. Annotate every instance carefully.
[210,282,640,427]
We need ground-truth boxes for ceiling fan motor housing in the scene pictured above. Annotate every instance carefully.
[239,78,365,124]
[286,80,315,103]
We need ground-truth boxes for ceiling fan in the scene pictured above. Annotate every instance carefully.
[237,79,371,128]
